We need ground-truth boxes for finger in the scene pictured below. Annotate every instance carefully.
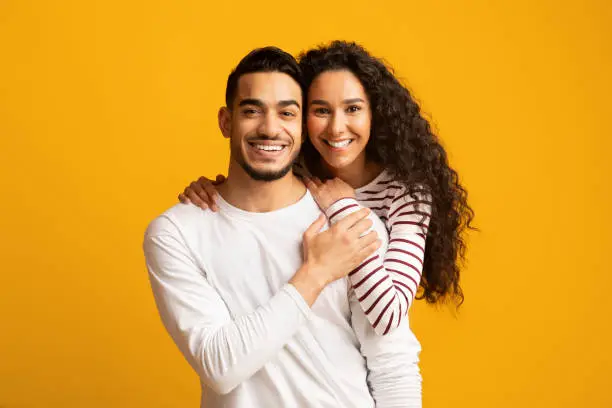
[303,177,315,190]
[312,177,324,187]
[190,181,208,201]
[213,174,226,185]
[187,193,208,210]
[185,187,208,210]
[334,207,370,231]
[178,193,190,204]
[304,214,326,239]
[201,182,220,212]
[197,176,213,185]
[191,181,216,211]
[332,177,346,186]
[348,217,374,239]
[357,239,382,261]
[356,230,379,250]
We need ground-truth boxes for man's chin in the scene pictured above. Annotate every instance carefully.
[240,161,294,182]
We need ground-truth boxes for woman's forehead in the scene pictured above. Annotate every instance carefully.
[307,70,367,102]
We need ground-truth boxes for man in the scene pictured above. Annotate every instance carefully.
[143,47,422,407]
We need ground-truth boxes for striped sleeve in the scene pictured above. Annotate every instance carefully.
[325,188,431,336]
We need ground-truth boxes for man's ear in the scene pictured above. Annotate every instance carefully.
[218,107,231,139]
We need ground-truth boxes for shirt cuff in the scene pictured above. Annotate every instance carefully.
[282,283,314,320]
[325,197,361,223]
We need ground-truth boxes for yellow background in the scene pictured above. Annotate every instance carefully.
[1,1,610,407]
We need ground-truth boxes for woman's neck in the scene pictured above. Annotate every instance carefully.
[316,156,384,189]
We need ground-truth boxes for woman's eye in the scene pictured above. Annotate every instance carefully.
[347,105,362,113]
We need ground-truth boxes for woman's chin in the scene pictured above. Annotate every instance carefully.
[324,156,356,172]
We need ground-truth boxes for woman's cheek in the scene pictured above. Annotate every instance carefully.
[353,115,371,136]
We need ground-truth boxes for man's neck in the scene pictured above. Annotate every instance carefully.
[217,163,306,213]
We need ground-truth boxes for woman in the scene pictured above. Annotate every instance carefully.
[180,41,475,335]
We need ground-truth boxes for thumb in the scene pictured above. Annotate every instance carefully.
[213,174,226,185]
[304,214,326,239]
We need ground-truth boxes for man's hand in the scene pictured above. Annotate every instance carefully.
[290,208,380,305]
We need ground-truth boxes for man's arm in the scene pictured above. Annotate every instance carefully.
[144,216,314,395]
[143,209,378,395]
[350,291,422,407]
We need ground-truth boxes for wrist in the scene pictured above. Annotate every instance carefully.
[289,263,328,306]
[326,196,357,209]
[326,197,361,221]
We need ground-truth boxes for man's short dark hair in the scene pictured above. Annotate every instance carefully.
[225,47,304,108]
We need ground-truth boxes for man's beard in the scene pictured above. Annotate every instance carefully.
[233,138,300,182]
[239,157,296,181]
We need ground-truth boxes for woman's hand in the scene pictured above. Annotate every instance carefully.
[178,174,226,211]
[304,177,356,212]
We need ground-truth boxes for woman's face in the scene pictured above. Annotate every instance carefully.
[306,70,372,171]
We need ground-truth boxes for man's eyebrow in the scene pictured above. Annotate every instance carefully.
[278,100,301,109]
[238,99,265,108]
[310,99,329,106]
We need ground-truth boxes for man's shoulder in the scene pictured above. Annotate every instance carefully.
[145,203,212,238]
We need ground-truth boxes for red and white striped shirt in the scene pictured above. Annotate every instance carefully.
[298,166,431,335]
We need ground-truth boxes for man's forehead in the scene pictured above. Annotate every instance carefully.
[236,72,302,103]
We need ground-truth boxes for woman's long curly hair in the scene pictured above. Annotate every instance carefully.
[298,41,475,306]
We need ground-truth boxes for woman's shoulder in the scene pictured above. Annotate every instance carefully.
[356,169,404,199]
[357,170,431,213]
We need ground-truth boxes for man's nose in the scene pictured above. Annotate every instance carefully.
[258,112,282,138]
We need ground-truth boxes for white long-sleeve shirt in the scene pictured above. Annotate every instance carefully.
[143,189,422,408]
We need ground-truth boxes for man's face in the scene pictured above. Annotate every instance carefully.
[220,72,303,181]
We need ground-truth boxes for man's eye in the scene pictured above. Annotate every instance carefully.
[347,105,362,113]
[314,108,330,115]
[243,109,259,116]
[281,111,296,117]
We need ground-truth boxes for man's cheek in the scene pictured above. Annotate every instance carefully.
[288,123,302,142]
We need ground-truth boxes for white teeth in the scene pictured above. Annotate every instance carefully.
[328,140,351,148]
[254,144,284,151]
